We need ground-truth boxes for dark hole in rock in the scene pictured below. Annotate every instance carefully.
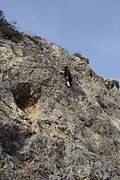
[11,83,38,114]
[88,69,95,78]
[89,71,93,78]
[84,117,94,127]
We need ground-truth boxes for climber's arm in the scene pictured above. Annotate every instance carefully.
[60,70,65,75]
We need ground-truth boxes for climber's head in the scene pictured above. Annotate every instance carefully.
[64,66,68,70]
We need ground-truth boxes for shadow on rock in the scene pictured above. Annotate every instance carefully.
[0,123,24,156]
[71,82,86,97]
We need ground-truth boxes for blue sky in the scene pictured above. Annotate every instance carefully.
[0,0,120,82]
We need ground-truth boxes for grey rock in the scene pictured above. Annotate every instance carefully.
[0,32,120,179]
[104,78,119,90]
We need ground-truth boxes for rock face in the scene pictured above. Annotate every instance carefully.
[0,33,120,180]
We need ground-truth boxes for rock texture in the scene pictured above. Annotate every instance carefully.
[0,33,120,180]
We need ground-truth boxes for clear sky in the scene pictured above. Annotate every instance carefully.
[0,0,120,82]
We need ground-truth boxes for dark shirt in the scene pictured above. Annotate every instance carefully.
[64,68,72,85]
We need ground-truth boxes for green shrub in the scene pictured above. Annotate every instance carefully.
[0,10,22,42]
[73,52,89,64]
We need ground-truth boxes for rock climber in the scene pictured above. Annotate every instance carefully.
[60,66,73,87]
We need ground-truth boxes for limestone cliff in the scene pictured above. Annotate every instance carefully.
[0,31,120,179]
